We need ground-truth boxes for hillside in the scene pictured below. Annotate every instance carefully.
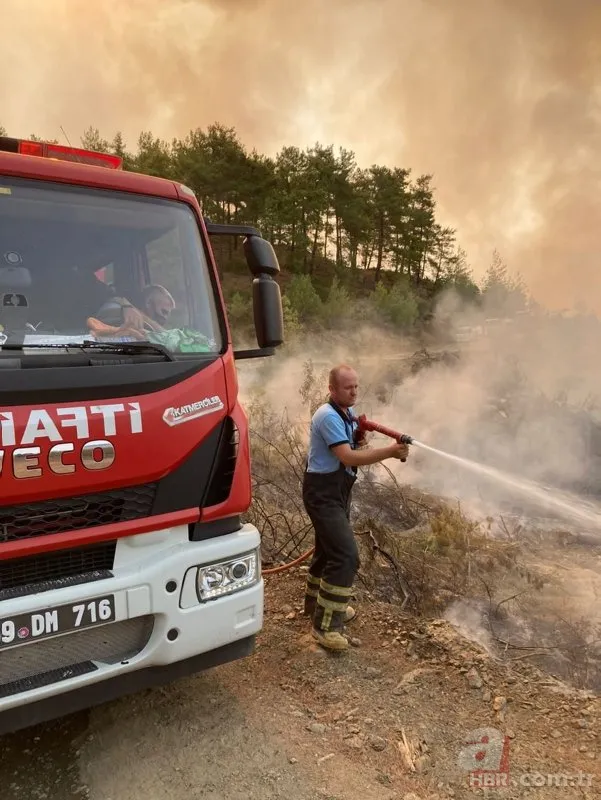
[3,559,599,800]
[3,342,601,799]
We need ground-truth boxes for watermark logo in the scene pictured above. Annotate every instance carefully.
[458,727,510,789]
[457,727,594,790]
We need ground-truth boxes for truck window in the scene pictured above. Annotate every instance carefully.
[146,228,191,330]
[0,176,223,355]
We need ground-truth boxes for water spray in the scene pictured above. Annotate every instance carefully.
[264,413,601,577]
[351,413,601,533]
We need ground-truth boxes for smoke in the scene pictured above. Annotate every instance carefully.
[239,291,601,534]
[3,0,601,309]
[3,0,601,519]
[373,300,601,527]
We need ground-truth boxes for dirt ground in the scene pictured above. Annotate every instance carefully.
[1,565,599,800]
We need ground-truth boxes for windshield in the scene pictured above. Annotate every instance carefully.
[0,176,223,355]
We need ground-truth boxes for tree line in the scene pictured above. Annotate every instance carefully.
[114,125,474,292]
[1,121,531,331]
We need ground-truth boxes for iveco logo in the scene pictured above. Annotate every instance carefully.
[0,403,142,481]
[0,440,115,480]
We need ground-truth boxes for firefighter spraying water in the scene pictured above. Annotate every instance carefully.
[299,365,410,651]
[264,399,601,591]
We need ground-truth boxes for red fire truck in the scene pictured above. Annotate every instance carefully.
[0,136,283,734]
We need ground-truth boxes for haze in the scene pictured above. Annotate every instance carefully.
[2,0,601,311]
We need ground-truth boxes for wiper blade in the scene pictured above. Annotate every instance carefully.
[0,340,175,361]
[81,340,176,361]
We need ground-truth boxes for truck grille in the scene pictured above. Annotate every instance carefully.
[203,417,238,507]
[0,615,154,697]
[0,541,116,600]
[0,483,157,543]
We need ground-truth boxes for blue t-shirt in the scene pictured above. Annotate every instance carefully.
[306,402,358,475]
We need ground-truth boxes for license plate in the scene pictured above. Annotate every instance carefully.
[0,595,115,650]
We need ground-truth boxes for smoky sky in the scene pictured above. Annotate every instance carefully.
[3,0,601,311]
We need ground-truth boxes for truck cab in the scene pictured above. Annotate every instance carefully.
[0,136,283,734]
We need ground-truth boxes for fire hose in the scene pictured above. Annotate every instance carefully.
[262,547,315,575]
[351,414,414,462]
[262,415,414,575]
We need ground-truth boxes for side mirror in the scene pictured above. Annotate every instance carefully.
[252,274,284,349]
[231,231,285,360]
[243,235,280,278]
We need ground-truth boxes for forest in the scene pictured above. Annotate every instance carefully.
[0,122,529,337]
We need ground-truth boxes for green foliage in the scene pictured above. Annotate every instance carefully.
[281,295,301,336]
[80,126,111,153]
[370,280,419,329]
[5,121,529,337]
[228,291,252,327]
[319,277,353,328]
[285,274,323,323]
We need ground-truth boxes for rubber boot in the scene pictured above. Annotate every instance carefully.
[305,603,356,624]
[304,574,356,623]
[312,579,354,651]
[303,573,321,618]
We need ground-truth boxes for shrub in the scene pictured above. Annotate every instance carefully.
[322,276,355,327]
[281,295,302,338]
[228,291,252,327]
[371,279,419,329]
[285,274,323,323]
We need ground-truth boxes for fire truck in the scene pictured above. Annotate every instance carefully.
[0,135,283,734]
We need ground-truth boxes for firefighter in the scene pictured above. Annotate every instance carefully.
[302,364,409,651]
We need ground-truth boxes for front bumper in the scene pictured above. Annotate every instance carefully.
[0,522,263,733]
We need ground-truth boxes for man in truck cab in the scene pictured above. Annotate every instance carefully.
[93,284,176,333]
[0,250,143,332]
[141,284,176,327]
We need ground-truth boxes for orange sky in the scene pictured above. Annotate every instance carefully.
[3,0,601,311]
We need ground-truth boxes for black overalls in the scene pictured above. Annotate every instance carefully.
[302,400,360,634]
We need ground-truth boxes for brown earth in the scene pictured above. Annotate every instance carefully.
[2,564,599,800]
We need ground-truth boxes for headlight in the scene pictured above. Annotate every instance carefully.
[196,551,260,601]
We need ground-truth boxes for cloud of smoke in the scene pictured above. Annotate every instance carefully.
[3,0,601,310]
[3,0,601,519]
[378,310,601,525]
[240,290,601,535]
[4,0,601,689]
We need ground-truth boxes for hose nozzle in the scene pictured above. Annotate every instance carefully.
[352,414,414,461]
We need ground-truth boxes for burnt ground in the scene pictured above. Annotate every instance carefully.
[1,562,600,800]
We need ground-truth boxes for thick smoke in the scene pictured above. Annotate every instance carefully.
[3,0,601,306]
[240,309,601,537]
[5,0,601,662]
[4,0,601,518]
